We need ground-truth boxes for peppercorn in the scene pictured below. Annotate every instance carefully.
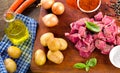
[110,0,120,16]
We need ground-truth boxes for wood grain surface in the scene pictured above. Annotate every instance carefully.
[31,0,120,73]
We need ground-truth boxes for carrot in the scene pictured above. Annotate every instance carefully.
[8,0,24,12]
[15,0,36,14]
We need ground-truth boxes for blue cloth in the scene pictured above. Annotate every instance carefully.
[0,14,38,73]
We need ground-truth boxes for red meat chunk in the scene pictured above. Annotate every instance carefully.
[65,33,79,44]
[93,31,106,41]
[75,18,90,26]
[75,40,95,58]
[103,22,117,44]
[102,15,115,25]
[94,12,103,21]
[65,12,120,58]
[95,39,113,54]
[78,26,86,38]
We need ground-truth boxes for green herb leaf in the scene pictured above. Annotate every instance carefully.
[73,63,86,69]
[85,21,101,33]
[86,60,89,65]
[86,58,97,67]
[73,58,97,72]
[85,66,90,72]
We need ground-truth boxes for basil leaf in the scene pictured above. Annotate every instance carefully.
[85,66,90,72]
[86,60,89,65]
[86,58,97,67]
[85,22,101,33]
[73,58,97,72]
[73,63,86,69]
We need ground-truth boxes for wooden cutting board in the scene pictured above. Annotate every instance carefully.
[31,0,120,73]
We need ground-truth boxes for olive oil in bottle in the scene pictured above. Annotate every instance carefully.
[4,11,29,45]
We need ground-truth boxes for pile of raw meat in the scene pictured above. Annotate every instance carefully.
[65,12,120,58]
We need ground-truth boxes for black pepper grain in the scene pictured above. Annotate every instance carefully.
[111,0,120,16]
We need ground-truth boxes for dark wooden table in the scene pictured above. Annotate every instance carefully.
[31,0,120,73]
[0,0,40,73]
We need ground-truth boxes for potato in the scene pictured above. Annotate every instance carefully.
[35,49,46,66]
[47,38,60,51]
[52,2,65,15]
[41,0,55,9]
[4,58,17,73]
[40,32,54,46]
[57,38,68,50]
[47,50,64,64]
[7,46,22,58]
[42,13,59,27]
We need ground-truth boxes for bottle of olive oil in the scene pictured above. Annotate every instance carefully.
[4,11,29,45]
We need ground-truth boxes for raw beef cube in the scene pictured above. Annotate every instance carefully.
[92,21,104,31]
[70,29,78,34]
[90,18,94,22]
[105,35,116,45]
[95,39,113,54]
[75,40,95,58]
[95,39,106,50]
[101,44,114,54]
[75,40,83,50]
[65,33,79,44]
[70,22,80,30]
[82,34,94,46]
[108,20,118,36]
[75,18,90,26]
[88,42,95,52]
[102,15,115,25]
[79,43,95,58]
[93,21,103,24]
[78,26,86,38]
[93,31,106,41]
[103,24,117,44]
[94,12,103,21]
[97,23,104,31]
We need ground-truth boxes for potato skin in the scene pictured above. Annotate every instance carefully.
[34,49,46,66]
[41,0,55,9]
[40,32,54,46]
[57,38,68,50]
[42,13,59,27]
[4,58,17,73]
[47,38,61,51]
[7,46,22,58]
[52,2,65,15]
[47,50,64,64]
